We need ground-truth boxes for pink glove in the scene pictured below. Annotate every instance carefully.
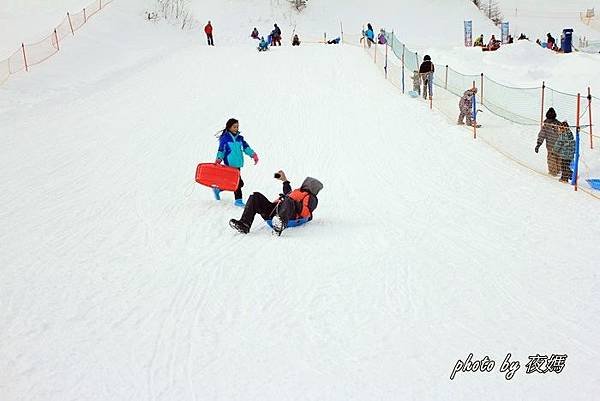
[215,158,222,165]
[252,153,259,165]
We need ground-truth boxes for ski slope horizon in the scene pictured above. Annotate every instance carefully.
[1,1,600,400]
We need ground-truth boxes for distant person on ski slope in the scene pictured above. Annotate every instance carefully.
[229,171,322,235]
[553,121,576,183]
[546,33,556,50]
[419,55,434,100]
[292,34,300,46]
[474,34,484,47]
[258,37,269,51]
[377,29,387,44]
[251,27,259,39]
[457,87,477,126]
[487,35,500,51]
[204,21,214,46]
[363,23,375,47]
[535,107,561,176]
[412,70,421,95]
[518,33,528,40]
[214,118,259,207]
[327,37,341,44]
[272,23,282,46]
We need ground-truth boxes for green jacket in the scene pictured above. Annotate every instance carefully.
[553,129,575,160]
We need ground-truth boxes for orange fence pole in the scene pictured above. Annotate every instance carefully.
[540,81,545,129]
[54,29,60,51]
[588,87,593,149]
[22,43,28,72]
[67,12,75,35]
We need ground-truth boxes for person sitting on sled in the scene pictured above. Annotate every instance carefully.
[258,37,269,51]
[251,27,259,39]
[474,34,484,47]
[292,34,301,46]
[229,170,322,235]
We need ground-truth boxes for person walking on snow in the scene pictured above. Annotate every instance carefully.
[204,21,214,46]
[272,24,282,46]
[229,170,322,235]
[363,23,375,47]
[535,107,561,176]
[419,55,434,100]
[457,87,477,126]
[552,121,576,183]
[214,118,259,207]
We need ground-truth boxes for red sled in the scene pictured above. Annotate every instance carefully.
[195,163,240,191]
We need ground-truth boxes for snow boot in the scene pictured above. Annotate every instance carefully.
[229,219,250,234]
[212,187,221,200]
[234,198,245,207]
[271,215,286,236]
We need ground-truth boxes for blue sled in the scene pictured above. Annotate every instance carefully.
[586,179,600,191]
[266,218,309,228]
[408,90,419,98]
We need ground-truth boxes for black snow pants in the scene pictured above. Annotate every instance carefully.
[240,192,298,227]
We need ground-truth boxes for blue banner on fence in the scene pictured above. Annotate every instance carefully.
[464,21,473,47]
[501,22,510,44]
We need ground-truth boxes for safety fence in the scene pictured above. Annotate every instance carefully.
[342,30,600,199]
[0,0,113,86]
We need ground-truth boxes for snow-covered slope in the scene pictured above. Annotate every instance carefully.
[1,1,600,400]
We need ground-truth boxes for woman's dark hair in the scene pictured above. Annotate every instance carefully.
[546,107,557,119]
[367,23,373,31]
[225,118,239,132]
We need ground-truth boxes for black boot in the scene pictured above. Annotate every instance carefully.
[229,219,250,234]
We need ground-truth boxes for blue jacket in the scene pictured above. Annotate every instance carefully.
[216,131,255,168]
[365,29,374,40]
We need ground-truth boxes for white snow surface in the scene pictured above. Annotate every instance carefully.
[1,1,600,400]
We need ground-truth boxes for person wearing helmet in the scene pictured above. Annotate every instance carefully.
[419,55,435,100]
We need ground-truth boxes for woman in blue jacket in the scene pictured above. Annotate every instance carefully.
[215,118,259,207]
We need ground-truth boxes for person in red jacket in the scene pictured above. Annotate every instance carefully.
[204,21,214,46]
[229,170,322,235]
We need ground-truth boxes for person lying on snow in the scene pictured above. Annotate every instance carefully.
[229,170,323,235]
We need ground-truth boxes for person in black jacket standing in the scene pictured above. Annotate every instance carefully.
[419,55,435,100]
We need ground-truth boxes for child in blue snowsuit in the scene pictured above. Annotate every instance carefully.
[258,37,269,51]
[215,118,259,206]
